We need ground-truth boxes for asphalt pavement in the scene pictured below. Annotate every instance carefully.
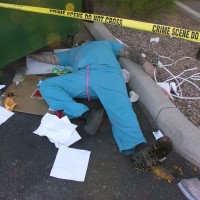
[0,87,199,200]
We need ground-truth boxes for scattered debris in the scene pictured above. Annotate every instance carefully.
[31,89,43,99]
[122,68,130,83]
[151,165,174,183]
[152,130,164,140]
[173,165,183,176]
[150,37,160,43]
[152,41,200,101]
[4,92,16,111]
[12,68,26,84]
[129,90,139,102]
[157,82,174,101]
[194,165,198,173]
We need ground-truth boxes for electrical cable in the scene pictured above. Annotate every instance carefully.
[151,40,200,100]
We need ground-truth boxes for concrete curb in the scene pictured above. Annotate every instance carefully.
[176,1,200,23]
[84,21,200,167]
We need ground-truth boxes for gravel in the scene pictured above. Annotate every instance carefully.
[94,1,200,129]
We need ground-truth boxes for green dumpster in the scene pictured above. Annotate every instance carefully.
[0,0,93,71]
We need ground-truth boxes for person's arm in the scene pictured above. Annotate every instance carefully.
[29,53,60,65]
[119,46,156,78]
[119,46,146,65]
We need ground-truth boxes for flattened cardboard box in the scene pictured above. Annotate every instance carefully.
[4,75,48,115]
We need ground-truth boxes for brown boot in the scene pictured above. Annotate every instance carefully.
[131,136,173,170]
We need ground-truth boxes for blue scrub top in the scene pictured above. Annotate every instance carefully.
[57,40,124,73]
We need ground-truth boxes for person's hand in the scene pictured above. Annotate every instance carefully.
[119,47,145,64]
[142,61,157,79]
[29,53,60,65]
[119,47,157,79]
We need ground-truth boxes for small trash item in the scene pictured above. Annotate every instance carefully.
[4,93,17,111]
[129,91,139,102]
[153,130,164,140]
[157,82,174,100]
[31,89,43,99]
[157,82,170,92]
[173,165,183,176]
[194,165,198,173]
[150,37,160,43]
[170,82,179,96]
[37,79,43,87]
[178,178,200,200]
[157,61,163,68]
[141,53,146,58]
[122,69,130,83]
[12,68,26,83]
[52,67,72,76]
[152,165,175,183]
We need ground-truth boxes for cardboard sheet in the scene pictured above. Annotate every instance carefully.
[3,75,48,115]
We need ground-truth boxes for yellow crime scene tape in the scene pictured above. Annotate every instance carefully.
[0,2,200,43]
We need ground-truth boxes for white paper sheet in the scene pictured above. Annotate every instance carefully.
[48,130,81,148]
[0,106,14,125]
[33,113,81,147]
[34,113,54,136]
[50,146,91,182]
[45,116,77,143]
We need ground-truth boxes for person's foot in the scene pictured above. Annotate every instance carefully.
[131,136,173,171]
[82,108,104,135]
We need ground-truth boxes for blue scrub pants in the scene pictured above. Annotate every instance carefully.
[40,65,146,154]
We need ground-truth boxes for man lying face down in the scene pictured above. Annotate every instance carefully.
[30,40,173,170]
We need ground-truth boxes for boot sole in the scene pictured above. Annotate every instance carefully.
[131,136,173,170]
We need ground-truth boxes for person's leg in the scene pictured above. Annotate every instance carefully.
[40,71,89,119]
[40,70,104,134]
[90,69,146,153]
[89,69,172,169]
